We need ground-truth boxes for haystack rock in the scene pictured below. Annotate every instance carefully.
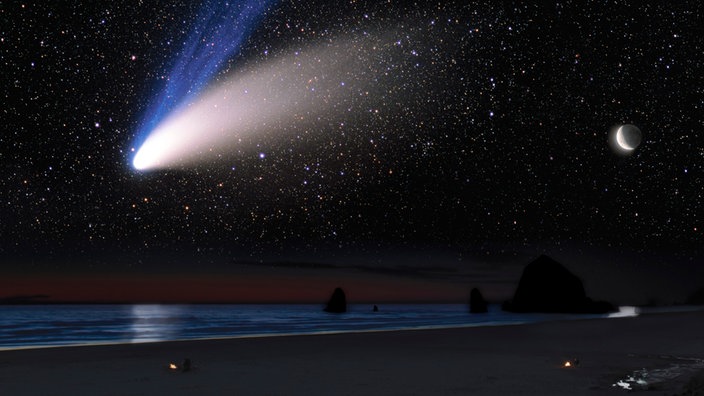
[502,255,615,314]
[324,287,347,313]
[469,287,489,313]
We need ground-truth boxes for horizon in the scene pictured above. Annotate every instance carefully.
[3,252,703,306]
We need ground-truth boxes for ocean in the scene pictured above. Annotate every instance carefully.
[0,304,641,350]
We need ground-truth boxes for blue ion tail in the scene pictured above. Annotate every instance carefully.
[131,0,277,170]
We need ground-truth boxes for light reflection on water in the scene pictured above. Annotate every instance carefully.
[613,356,704,391]
[607,306,639,318]
[129,304,185,343]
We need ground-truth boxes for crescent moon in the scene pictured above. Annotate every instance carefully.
[616,126,635,151]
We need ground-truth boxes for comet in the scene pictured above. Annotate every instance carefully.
[131,2,408,170]
[133,34,399,170]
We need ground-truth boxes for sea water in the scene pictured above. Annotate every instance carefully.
[0,304,639,349]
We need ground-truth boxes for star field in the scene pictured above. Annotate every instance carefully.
[1,1,701,273]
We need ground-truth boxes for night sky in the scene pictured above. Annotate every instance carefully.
[1,1,701,303]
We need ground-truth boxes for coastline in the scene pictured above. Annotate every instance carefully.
[2,303,670,351]
[2,310,703,395]
[0,304,692,351]
[0,320,531,352]
[0,303,614,351]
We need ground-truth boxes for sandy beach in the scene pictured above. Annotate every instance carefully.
[1,311,703,395]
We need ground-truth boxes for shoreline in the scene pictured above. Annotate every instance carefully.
[0,320,532,352]
[1,305,697,352]
[2,310,704,395]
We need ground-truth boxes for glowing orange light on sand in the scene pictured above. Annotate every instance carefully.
[169,363,178,370]
[563,361,572,368]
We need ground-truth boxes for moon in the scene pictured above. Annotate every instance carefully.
[616,126,634,150]
[613,124,642,153]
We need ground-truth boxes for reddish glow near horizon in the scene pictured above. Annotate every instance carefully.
[1,273,469,303]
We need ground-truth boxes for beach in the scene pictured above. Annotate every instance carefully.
[1,311,703,395]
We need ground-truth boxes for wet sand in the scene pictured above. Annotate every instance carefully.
[1,311,703,395]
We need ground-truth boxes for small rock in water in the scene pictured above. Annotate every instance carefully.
[324,287,347,313]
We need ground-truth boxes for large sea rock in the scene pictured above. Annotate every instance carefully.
[469,287,489,313]
[324,287,347,313]
[502,255,615,314]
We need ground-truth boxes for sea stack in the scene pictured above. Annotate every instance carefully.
[324,287,347,313]
[502,255,615,314]
[469,287,489,313]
